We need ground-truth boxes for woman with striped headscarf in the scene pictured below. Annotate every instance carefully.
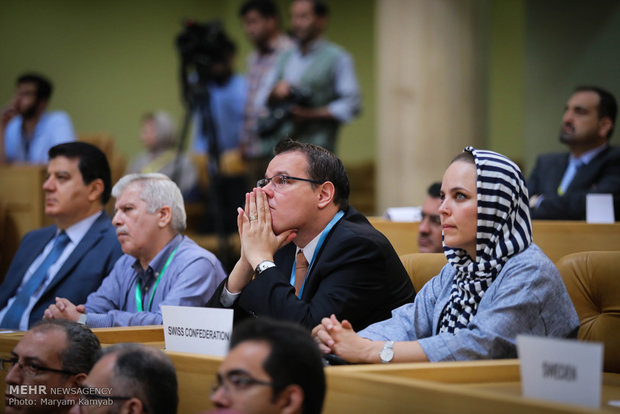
[312,147,579,363]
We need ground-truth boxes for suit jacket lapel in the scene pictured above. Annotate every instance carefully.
[0,228,56,305]
[45,214,107,294]
[567,147,608,192]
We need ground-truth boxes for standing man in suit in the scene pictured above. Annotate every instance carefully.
[208,139,414,330]
[528,86,620,220]
[0,142,122,330]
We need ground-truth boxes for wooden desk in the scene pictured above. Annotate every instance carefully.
[166,351,223,413]
[325,360,620,413]
[368,217,620,262]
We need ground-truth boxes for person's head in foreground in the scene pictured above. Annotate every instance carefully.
[312,146,579,363]
[68,342,178,414]
[211,317,325,414]
[3,319,101,414]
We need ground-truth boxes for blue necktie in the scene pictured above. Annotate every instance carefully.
[1,232,70,329]
[558,158,583,195]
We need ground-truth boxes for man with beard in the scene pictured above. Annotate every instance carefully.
[259,0,361,154]
[1,73,76,164]
[238,0,293,186]
[417,182,443,254]
[528,86,620,220]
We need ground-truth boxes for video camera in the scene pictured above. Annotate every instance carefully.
[175,19,235,103]
[257,85,313,138]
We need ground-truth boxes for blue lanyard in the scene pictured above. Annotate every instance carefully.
[135,243,180,312]
[290,210,344,298]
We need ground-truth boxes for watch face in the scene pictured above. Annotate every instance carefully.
[380,348,394,363]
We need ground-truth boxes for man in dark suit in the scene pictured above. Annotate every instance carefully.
[208,139,415,330]
[0,142,122,330]
[528,86,620,220]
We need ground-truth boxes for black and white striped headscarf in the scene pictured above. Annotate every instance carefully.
[438,146,532,334]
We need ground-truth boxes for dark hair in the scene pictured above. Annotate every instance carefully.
[30,319,101,375]
[239,0,279,18]
[427,182,441,198]
[574,85,617,139]
[450,150,475,166]
[274,138,350,209]
[17,73,53,101]
[101,343,178,414]
[294,0,329,17]
[48,142,112,204]
[230,317,326,414]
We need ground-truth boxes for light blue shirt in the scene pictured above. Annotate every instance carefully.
[558,144,608,195]
[0,211,102,330]
[84,234,227,327]
[192,75,247,154]
[358,244,579,361]
[4,111,76,163]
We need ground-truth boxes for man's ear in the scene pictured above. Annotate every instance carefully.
[87,178,105,203]
[276,384,304,414]
[599,116,613,139]
[317,181,335,209]
[119,397,145,414]
[157,205,173,228]
[64,373,87,402]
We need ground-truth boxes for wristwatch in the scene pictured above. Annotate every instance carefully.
[255,260,276,275]
[77,314,88,325]
[380,341,394,363]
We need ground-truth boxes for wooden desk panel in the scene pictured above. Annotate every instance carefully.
[166,351,223,414]
[368,217,620,263]
[325,360,620,414]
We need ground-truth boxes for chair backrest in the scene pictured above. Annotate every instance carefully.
[556,251,620,373]
[399,253,447,292]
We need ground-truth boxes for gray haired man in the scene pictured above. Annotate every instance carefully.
[44,173,227,327]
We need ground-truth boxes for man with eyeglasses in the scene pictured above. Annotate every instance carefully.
[68,343,177,414]
[208,139,415,330]
[210,317,324,414]
[2,319,101,413]
[417,182,443,254]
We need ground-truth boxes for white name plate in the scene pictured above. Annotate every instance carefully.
[517,335,603,408]
[161,305,233,356]
[586,193,615,223]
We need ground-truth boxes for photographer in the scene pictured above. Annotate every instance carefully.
[258,0,361,155]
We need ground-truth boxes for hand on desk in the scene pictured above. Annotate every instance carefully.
[43,297,84,322]
[312,314,379,363]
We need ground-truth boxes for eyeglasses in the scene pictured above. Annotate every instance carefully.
[211,371,274,395]
[257,175,323,190]
[0,356,77,377]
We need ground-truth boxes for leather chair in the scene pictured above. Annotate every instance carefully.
[556,251,620,373]
[399,253,447,292]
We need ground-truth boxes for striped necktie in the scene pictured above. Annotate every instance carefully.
[1,232,70,329]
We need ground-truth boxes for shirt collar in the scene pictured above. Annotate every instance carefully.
[571,143,608,165]
[57,210,102,245]
[131,234,183,282]
[295,210,340,263]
